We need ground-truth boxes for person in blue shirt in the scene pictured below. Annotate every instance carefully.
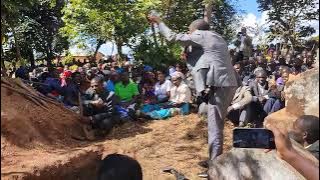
[104,72,119,92]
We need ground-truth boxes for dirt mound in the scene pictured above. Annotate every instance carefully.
[1,77,86,149]
[1,77,235,180]
[98,115,235,180]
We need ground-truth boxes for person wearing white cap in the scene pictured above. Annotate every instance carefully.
[169,72,191,107]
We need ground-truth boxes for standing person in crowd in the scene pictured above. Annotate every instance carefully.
[147,15,238,178]
[234,27,253,62]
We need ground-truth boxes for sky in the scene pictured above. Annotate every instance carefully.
[238,0,261,17]
[71,0,319,56]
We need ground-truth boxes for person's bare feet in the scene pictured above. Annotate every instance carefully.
[82,125,96,141]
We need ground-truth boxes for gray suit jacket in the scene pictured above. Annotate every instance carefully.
[158,22,238,93]
[231,86,252,109]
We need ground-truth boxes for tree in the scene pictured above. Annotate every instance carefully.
[257,0,319,49]
[1,0,36,69]
[132,0,239,67]
[22,0,69,67]
[2,0,69,69]
[61,0,150,58]
[210,0,240,42]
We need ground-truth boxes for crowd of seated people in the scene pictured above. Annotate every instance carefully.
[2,44,317,137]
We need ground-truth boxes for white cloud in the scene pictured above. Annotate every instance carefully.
[69,41,132,56]
[238,10,319,45]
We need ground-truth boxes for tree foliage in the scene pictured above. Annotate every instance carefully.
[2,0,69,68]
[210,0,239,42]
[2,0,240,69]
[133,0,239,67]
[61,0,151,57]
[257,0,319,49]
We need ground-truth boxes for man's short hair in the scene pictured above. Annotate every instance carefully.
[255,70,267,77]
[234,62,242,67]
[190,19,210,31]
[97,154,142,180]
[91,76,104,84]
[297,115,319,144]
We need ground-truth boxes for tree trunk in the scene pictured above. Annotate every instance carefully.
[289,37,296,52]
[1,43,6,74]
[151,24,159,48]
[46,49,53,70]
[160,35,164,46]
[12,28,22,64]
[93,39,104,62]
[116,40,123,59]
[111,43,115,55]
[204,1,213,25]
[28,48,35,69]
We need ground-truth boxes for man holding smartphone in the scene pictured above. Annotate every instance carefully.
[234,27,252,62]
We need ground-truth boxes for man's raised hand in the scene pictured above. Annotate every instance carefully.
[147,15,161,24]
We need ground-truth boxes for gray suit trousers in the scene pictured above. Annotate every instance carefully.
[208,86,237,160]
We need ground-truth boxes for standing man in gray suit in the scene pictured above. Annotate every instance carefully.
[148,15,239,175]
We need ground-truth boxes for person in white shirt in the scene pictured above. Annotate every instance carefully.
[140,72,191,120]
[154,71,172,103]
[169,72,191,104]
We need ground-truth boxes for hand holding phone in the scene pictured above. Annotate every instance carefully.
[233,128,276,149]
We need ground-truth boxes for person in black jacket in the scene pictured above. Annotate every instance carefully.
[249,70,282,127]
[82,76,119,136]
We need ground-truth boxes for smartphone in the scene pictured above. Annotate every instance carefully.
[233,128,276,149]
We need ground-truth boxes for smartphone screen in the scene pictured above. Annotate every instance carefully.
[233,128,276,149]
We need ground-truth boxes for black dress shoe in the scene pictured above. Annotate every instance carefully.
[198,160,209,168]
[197,171,208,178]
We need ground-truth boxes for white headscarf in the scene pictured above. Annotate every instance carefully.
[170,71,185,79]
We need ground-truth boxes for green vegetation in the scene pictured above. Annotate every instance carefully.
[1,0,318,70]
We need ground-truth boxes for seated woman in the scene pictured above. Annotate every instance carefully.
[154,71,172,103]
[138,71,157,104]
[140,72,191,120]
